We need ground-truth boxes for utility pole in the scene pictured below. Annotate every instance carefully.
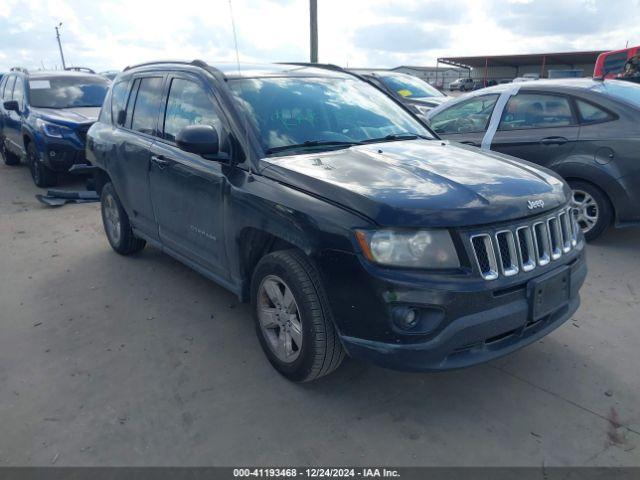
[55,23,66,70]
[309,0,318,63]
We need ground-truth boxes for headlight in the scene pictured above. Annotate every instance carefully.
[36,119,71,138]
[355,229,460,269]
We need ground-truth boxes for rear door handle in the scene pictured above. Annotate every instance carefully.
[150,154,171,169]
[540,136,568,146]
[460,140,479,147]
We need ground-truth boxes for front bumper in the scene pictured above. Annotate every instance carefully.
[317,248,586,372]
[39,140,87,172]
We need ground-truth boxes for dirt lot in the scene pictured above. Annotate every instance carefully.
[0,162,639,466]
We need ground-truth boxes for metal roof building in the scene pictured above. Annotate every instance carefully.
[437,50,608,85]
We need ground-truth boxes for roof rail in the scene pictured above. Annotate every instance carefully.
[10,67,29,74]
[278,62,369,81]
[65,66,96,74]
[278,62,345,72]
[123,59,210,72]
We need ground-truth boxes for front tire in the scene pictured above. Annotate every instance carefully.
[100,182,146,255]
[568,180,612,241]
[27,142,57,187]
[251,250,345,382]
[1,138,20,166]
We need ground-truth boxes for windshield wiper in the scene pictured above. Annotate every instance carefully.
[361,133,430,144]
[266,140,363,155]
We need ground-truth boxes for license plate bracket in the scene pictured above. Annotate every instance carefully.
[529,267,571,321]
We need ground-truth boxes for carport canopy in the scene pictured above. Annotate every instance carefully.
[438,51,606,71]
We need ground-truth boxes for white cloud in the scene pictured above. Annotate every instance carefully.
[0,0,638,72]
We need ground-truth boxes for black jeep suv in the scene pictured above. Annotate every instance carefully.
[0,68,109,187]
[86,61,587,382]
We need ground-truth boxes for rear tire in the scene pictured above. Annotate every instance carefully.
[100,182,146,255]
[568,180,612,242]
[251,249,345,382]
[27,142,57,187]
[1,138,20,166]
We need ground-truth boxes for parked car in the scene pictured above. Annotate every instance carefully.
[352,70,450,117]
[595,46,640,79]
[449,78,474,91]
[425,78,640,240]
[0,68,109,186]
[87,61,586,382]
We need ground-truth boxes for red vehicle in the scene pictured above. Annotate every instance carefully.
[594,46,640,78]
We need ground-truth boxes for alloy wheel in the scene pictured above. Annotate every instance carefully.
[103,193,122,245]
[257,275,303,363]
[571,188,599,234]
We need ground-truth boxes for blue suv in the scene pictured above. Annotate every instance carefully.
[0,68,109,187]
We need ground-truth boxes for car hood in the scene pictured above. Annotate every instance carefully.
[32,107,100,125]
[261,140,569,228]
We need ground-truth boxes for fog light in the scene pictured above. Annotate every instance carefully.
[393,307,419,331]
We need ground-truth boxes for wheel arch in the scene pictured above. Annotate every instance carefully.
[236,226,311,302]
[554,162,620,221]
[93,168,113,195]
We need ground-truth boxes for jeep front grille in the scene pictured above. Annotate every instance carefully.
[470,207,578,281]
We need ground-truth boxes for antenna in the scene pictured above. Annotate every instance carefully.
[228,0,242,77]
[55,23,67,70]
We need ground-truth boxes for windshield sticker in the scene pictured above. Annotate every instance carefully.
[397,89,412,97]
[29,80,51,89]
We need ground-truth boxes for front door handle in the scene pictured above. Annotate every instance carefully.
[460,140,479,147]
[150,154,171,169]
[540,136,568,146]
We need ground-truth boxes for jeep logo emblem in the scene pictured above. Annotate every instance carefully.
[527,199,545,210]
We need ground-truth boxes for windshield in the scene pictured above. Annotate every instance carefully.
[229,76,433,155]
[592,80,640,109]
[28,76,109,108]
[378,73,445,99]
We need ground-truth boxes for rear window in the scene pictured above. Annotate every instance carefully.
[575,99,612,123]
[28,76,109,108]
[592,81,640,109]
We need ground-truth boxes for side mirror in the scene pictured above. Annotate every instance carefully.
[176,125,219,156]
[116,109,126,126]
[3,100,19,112]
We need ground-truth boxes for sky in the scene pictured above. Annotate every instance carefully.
[0,0,638,72]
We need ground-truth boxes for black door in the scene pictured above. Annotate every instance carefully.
[149,74,229,277]
[490,92,579,169]
[110,75,166,238]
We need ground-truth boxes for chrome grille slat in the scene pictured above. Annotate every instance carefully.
[470,234,499,281]
[558,211,572,253]
[495,230,519,277]
[548,217,562,260]
[533,222,551,266]
[470,207,577,281]
[516,226,536,272]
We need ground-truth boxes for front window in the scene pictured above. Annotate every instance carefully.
[228,76,433,155]
[28,76,109,109]
[377,73,445,100]
[429,94,499,134]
